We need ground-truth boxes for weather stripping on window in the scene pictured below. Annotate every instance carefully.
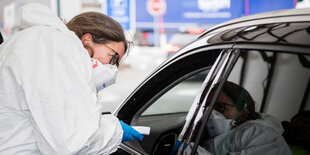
[171,49,240,155]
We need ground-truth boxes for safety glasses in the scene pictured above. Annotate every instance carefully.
[102,43,120,68]
[213,102,234,113]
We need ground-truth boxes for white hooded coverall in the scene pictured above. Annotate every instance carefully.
[0,3,123,155]
[181,114,292,155]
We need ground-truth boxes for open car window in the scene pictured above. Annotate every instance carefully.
[141,69,209,116]
[133,67,211,154]
[114,49,222,155]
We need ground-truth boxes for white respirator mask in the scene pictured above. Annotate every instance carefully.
[91,58,118,92]
[207,109,233,137]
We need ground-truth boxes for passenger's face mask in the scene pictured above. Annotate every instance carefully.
[91,58,118,92]
[207,109,233,137]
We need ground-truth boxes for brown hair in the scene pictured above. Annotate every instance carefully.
[66,12,130,54]
[221,81,260,120]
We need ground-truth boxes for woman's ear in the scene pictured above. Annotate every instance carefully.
[238,109,249,122]
[243,109,249,117]
[81,33,94,57]
[81,33,93,45]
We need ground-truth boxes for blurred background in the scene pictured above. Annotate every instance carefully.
[1,0,309,111]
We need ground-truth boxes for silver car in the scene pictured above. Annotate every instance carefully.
[113,8,310,155]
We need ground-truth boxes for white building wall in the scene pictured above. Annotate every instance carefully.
[60,0,82,21]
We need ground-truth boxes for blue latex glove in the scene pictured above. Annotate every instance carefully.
[171,140,188,155]
[119,120,144,143]
[171,140,182,155]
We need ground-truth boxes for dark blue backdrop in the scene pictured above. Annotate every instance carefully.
[135,0,295,31]
[249,0,295,15]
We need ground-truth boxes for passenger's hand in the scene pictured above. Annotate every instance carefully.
[119,120,144,142]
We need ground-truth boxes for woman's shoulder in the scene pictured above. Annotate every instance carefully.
[1,25,84,60]
[231,115,284,141]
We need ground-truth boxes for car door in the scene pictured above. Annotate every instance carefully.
[112,45,234,154]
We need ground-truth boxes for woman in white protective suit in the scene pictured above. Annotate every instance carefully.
[0,3,143,154]
[180,81,292,155]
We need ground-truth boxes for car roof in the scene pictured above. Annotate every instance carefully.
[201,8,310,37]
[157,8,310,75]
[168,33,201,45]
[164,8,310,59]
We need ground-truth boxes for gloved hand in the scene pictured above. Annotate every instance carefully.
[119,120,144,143]
[171,140,182,155]
[171,141,188,155]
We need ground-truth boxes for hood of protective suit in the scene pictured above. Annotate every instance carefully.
[248,114,284,134]
[20,3,70,34]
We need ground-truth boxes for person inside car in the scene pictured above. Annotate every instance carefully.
[179,81,292,155]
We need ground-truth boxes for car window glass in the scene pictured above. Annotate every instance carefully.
[176,49,240,149]
[141,69,210,116]
[227,50,310,121]
[131,50,227,155]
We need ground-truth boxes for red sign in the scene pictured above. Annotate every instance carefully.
[147,0,166,16]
